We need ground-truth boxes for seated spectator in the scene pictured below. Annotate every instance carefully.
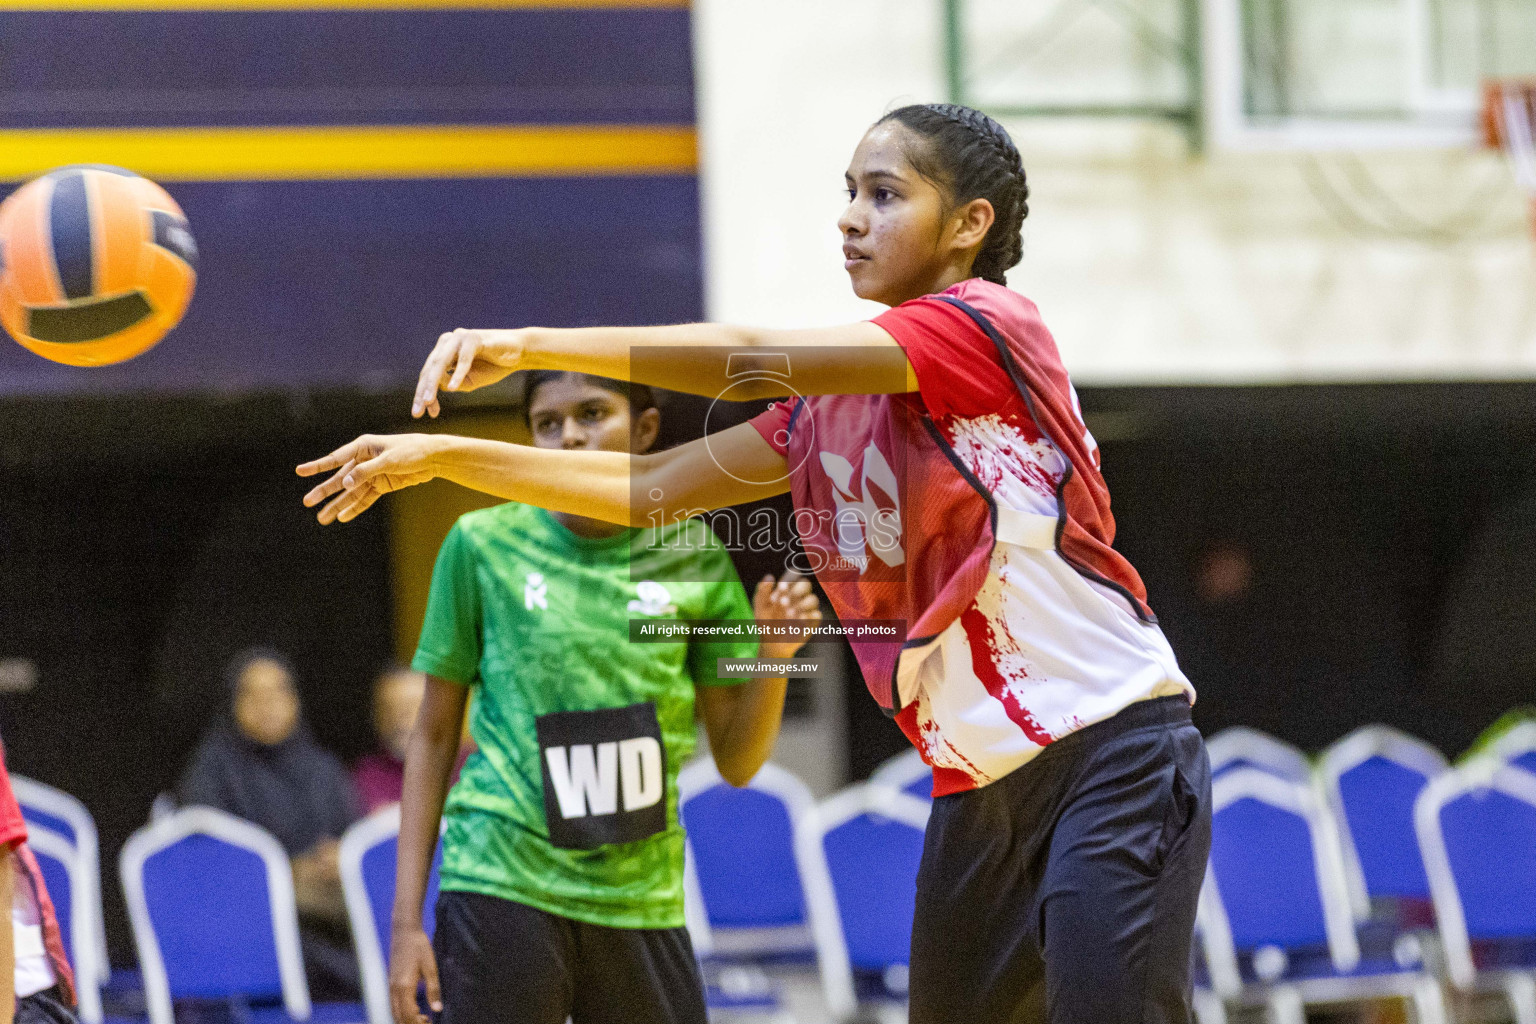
[353,667,425,814]
[177,648,360,1000]
[354,666,473,815]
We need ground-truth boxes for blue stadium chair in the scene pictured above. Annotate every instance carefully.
[14,775,111,990]
[25,823,103,1023]
[679,761,816,1021]
[679,760,817,956]
[1415,760,1536,1024]
[1488,721,1536,776]
[1206,726,1359,940]
[677,838,793,1021]
[338,805,443,1024]
[121,806,361,1024]
[1206,727,1312,783]
[1321,725,1448,923]
[795,783,928,1023]
[869,749,932,801]
[1200,768,1446,1024]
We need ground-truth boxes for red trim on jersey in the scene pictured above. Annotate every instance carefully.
[1,741,75,1005]
[749,401,793,457]
[929,764,978,797]
[15,845,77,1006]
[0,749,26,851]
[892,703,986,797]
[958,604,1054,747]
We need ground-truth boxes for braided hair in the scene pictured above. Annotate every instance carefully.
[877,104,1029,286]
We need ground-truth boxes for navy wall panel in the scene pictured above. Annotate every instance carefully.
[0,9,693,128]
[0,6,700,396]
[0,175,702,394]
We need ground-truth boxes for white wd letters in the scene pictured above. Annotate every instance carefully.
[546,737,665,819]
[545,743,618,819]
[619,737,663,812]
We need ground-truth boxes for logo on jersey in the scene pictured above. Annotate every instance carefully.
[626,580,677,617]
[536,703,667,849]
[525,572,548,611]
[819,443,906,571]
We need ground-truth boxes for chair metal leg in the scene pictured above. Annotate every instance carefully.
[1264,985,1306,1024]
[706,1011,798,1024]
[1192,989,1229,1024]
[1410,975,1448,1024]
[1501,973,1536,1024]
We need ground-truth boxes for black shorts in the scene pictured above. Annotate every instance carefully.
[15,989,78,1024]
[433,890,707,1024]
[908,695,1212,1024]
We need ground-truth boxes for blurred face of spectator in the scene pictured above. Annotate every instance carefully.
[1195,541,1255,605]
[374,669,426,759]
[235,657,300,747]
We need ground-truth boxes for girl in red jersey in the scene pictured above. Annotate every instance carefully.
[300,104,1211,1024]
[0,739,79,1024]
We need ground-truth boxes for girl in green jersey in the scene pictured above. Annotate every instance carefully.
[387,371,819,1024]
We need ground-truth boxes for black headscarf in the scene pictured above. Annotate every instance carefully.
[177,647,359,855]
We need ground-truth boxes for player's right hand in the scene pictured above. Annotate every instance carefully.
[413,328,528,419]
[389,926,442,1024]
[297,433,442,524]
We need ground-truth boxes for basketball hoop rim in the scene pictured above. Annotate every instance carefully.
[1481,78,1536,149]
[1480,78,1536,237]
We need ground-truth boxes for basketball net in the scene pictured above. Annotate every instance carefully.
[1483,78,1536,237]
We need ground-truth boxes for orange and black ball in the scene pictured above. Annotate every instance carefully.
[0,165,197,367]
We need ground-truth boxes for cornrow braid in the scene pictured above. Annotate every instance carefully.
[877,103,1030,286]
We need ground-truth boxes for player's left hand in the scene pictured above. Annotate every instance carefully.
[296,434,442,524]
[753,571,822,659]
[413,328,528,419]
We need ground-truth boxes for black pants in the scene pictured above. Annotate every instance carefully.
[908,695,1212,1024]
[16,988,79,1024]
[433,891,707,1024]
[300,916,363,1002]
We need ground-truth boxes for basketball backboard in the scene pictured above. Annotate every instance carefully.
[1205,0,1536,151]
[942,0,1536,153]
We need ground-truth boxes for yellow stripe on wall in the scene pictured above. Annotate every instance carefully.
[0,0,682,8]
[0,125,697,182]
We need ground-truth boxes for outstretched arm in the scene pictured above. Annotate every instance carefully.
[411,321,917,418]
[297,420,788,525]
